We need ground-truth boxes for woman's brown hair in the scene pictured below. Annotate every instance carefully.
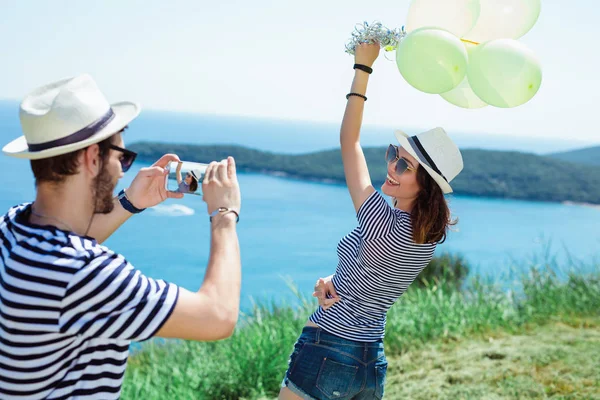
[189,178,199,193]
[409,166,457,244]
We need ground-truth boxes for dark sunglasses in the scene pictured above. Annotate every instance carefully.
[385,144,416,175]
[109,144,137,172]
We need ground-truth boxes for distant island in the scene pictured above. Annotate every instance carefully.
[129,142,600,205]
[550,145,600,167]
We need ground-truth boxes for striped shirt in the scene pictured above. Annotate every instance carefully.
[0,204,179,399]
[310,191,436,342]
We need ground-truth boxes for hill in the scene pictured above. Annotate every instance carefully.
[550,145,600,166]
[129,142,600,204]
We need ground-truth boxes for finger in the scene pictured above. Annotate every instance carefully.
[139,166,167,177]
[323,298,337,306]
[313,278,324,291]
[227,157,237,180]
[215,160,228,182]
[165,191,184,199]
[322,298,340,310]
[204,162,218,184]
[152,154,181,168]
[327,283,339,299]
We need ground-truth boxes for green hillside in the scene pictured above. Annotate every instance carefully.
[550,145,600,166]
[129,142,600,204]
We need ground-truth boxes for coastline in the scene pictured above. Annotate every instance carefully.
[131,142,600,206]
[563,201,600,210]
[252,168,600,208]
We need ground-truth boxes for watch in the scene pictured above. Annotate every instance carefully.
[117,189,146,214]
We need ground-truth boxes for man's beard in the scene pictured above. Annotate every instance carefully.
[93,164,117,214]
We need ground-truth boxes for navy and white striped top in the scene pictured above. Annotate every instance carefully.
[0,204,179,399]
[309,191,436,342]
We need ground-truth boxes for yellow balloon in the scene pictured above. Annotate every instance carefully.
[406,0,481,38]
[467,39,542,108]
[463,0,541,43]
[440,77,488,109]
[396,28,468,94]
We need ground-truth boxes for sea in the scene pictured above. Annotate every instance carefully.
[1,102,599,309]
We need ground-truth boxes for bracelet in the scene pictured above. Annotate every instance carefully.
[209,207,240,223]
[346,92,367,101]
[117,189,146,214]
[353,64,373,74]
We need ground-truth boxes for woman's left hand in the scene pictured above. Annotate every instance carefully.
[354,42,380,68]
[126,154,184,209]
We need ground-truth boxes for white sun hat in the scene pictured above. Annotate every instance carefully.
[3,74,140,160]
[394,127,464,194]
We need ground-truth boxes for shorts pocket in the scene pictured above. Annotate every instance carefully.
[374,361,388,399]
[316,357,358,399]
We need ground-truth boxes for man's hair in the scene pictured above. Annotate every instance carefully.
[30,134,118,186]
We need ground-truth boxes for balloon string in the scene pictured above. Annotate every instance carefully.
[460,38,480,46]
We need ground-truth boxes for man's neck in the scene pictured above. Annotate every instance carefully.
[30,181,95,236]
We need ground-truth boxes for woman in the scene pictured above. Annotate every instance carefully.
[176,162,200,194]
[278,43,464,400]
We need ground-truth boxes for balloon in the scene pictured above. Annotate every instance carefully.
[440,77,488,109]
[463,0,541,43]
[406,0,481,38]
[440,41,488,109]
[396,28,468,94]
[467,39,542,108]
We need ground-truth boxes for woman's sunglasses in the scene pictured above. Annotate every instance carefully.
[385,144,417,175]
[109,144,137,172]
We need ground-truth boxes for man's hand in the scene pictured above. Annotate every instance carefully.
[202,157,241,215]
[313,275,340,310]
[126,154,184,209]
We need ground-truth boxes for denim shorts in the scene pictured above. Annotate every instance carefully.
[282,326,387,400]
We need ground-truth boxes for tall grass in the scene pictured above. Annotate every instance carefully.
[122,266,600,400]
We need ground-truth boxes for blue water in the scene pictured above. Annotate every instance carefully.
[1,109,599,308]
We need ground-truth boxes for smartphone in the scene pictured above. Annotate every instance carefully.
[164,161,209,196]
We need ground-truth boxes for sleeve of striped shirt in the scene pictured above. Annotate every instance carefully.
[356,190,397,241]
[58,251,179,342]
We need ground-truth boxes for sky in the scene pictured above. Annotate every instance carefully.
[1,0,599,145]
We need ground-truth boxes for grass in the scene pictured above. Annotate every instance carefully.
[121,267,600,400]
[384,318,600,399]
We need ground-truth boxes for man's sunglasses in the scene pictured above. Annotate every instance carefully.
[109,144,137,172]
[385,144,417,175]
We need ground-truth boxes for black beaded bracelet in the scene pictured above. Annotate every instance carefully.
[353,64,373,74]
[346,92,367,101]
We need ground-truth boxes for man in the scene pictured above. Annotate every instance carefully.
[0,74,242,399]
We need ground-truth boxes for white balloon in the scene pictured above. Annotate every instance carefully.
[440,77,488,109]
[406,0,481,38]
[463,0,541,43]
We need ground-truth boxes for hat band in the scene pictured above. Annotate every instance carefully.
[27,109,115,152]
[408,136,448,183]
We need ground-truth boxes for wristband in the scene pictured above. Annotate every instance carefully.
[118,189,146,214]
[353,64,373,74]
[209,207,240,223]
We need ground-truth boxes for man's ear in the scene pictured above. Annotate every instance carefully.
[81,144,102,178]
